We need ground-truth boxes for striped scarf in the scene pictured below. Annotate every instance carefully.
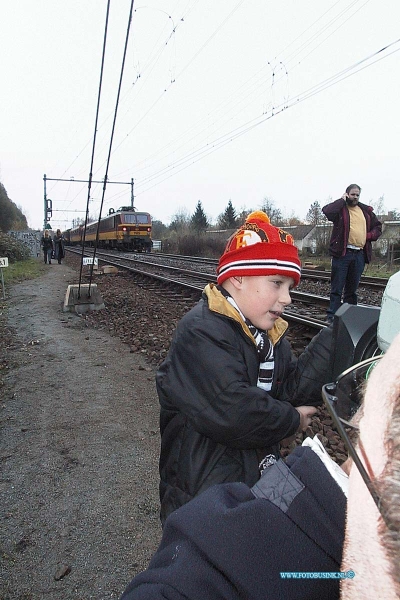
[225,295,274,391]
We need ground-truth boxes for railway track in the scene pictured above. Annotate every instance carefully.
[130,251,390,290]
[67,247,385,337]
[68,248,329,329]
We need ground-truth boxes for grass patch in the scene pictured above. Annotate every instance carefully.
[364,261,399,278]
[301,256,397,279]
[2,258,46,285]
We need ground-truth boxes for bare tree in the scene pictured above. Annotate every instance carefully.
[236,206,252,224]
[259,197,284,225]
[286,210,303,226]
[387,209,400,221]
[169,207,191,233]
[370,194,386,219]
[306,201,326,225]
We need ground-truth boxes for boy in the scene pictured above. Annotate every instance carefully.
[157,211,333,524]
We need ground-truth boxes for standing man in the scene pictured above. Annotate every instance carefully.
[322,184,382,322]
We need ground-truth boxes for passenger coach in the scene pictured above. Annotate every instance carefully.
[66,207,152,252]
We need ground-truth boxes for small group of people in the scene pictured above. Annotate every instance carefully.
[118,187,393,599]
[40,229,65,265]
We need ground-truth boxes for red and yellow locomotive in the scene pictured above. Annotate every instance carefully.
[65,207,152,252]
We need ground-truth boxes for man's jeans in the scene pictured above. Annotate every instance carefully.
[327,249,365,319]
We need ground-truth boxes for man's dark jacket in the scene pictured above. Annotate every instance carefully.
[322,198,382,263]
[157,284,333,523]
[121,447,346,600]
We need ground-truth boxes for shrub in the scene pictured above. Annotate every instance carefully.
[0,232,32,262]
[161,233,226,257]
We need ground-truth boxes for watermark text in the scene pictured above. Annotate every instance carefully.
[280,570,355,580]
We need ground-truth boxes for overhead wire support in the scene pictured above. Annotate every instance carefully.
[42,175,134,240]
[45,177,133,185]
[88,0,136,298]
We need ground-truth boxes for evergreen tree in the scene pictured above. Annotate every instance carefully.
[0,183,13,232]
[190,200,209,233]
[0,182,28,232]
[217,200,238,229]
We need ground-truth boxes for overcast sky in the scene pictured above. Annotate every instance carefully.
[1,0,399,231]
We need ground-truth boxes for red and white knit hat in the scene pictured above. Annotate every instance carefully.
[216,211,301,286]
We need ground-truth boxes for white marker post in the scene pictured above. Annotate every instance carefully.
[82,257,99,267]
[0,257,9,299]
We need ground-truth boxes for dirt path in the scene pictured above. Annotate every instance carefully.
[0,263,162,599]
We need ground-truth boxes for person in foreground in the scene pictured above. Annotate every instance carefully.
[322,184,382,322]
[340,333,400,599]
[157,211,334,524]
[120,333,400,599]
[121,433,348,600]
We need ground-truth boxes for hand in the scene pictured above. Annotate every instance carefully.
[295,405,318,432]
[341,192,348,201]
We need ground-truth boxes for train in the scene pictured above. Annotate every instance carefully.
[64,207,152,252]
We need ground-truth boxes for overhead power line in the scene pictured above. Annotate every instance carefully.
[86,0,136,294]
[77,0,112,290]
[113,0,372,185]
[133,37,400,195]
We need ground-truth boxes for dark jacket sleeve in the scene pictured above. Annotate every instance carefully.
[366,210,382,241]
[278,326,334,407]
[157,308,300,449]
[322,197,345,222]
[120,449,345,600]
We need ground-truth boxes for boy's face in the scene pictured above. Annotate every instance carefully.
[232,274,294,330]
